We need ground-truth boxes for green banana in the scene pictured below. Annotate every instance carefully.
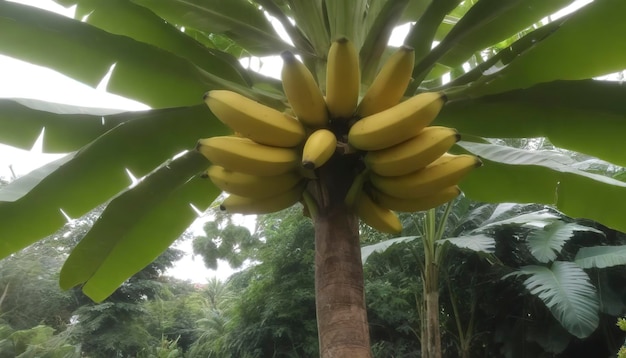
[344,169,370,209]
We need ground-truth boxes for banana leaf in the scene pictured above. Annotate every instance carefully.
[60,151,219,302]
[504,262,599,338]
[463,0,626,96]
[456,141,626,234]
[0,1,249,108]
[437,80,626,167]
[0,104,229,259]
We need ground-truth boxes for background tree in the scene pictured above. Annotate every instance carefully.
[70,247,184,358]
[190,207,319,357]
[362,198,626,357]
[0,198,192,357]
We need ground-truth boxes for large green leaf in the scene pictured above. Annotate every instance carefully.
[439,234,495,254]
[53,0,252,82]
[398,0,430,23]
[60,151,219,302]
[455,141,626,234]
[575,246,626,269]
[0,105,228,259]
[128,0,293,56]
[0,153,75,203]
[439,15,569,89]
[253,0,315,56]
[325,0,368,50]
[0,99,136,152]
[435,0,575,67]
[466,0,626,95]
[526,221,604,263]
[437,80,626,167]
[286,0,330,57]
[360,0,410,85]
[361,236,419,263]
[478,210,560,230]
[0,1,248,108]
[404,0,461,78]
[504,261,599,338]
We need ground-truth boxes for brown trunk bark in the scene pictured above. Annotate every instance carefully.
[422,262,442,358]
[311,156,372,357]
[315,207,371,357]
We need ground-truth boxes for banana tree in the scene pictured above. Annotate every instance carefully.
[2,0,626,357]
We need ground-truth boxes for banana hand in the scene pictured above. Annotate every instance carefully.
[206,165,302,199]
[204,90,305,148]
[348,92,446,151]
[370,154,482,198]
[220,181,306,214]
[364,126,460,177]
[356,191,402,234]
[196,136,299,176]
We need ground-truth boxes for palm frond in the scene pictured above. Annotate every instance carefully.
[503,261,599,338]
[575,245,626,269]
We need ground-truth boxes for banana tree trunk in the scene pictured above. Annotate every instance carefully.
[311,158,372,357]
[422,261,442,358]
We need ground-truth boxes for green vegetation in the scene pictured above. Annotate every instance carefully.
[2,1,626,356]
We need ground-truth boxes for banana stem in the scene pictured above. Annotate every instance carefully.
[434,201,454,265]
[424,208,437,263]
[302,190,319,221]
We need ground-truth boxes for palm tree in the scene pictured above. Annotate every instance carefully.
[2,1,626,356]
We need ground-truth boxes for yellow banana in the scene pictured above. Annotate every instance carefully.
[348,92,446,151]
[301,129,337,169]
[206,165,302,199]
[325,37,360,119]
[370,154,482,198]
[196,136,299,176]
[356,191,402,234]
[357,46,415,117]
[281,51,329,129]
[364,126,460,177]
[220,182,306,214]
[204,90,305,148]
[370,186,461,212]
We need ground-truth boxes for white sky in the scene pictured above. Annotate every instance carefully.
[0,0,596,283]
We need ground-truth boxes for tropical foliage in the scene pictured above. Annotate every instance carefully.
[0,0,625,302]
[2,1,626,356]
[363,198,626,356]
[1,197,625,357]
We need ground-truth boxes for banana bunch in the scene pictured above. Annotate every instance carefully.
[196,37,481,228]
